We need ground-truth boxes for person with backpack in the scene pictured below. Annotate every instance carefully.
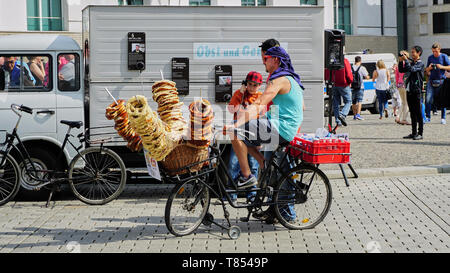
[351,56,370,120]
[325,57,353,128]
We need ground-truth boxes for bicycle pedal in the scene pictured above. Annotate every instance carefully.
[240,217,250,222]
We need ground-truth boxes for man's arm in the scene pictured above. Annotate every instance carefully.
[344,59,353,85]
[233,77,286,128]
[437,54,450,71]
[401,59,424,73]
[398,61,407,73]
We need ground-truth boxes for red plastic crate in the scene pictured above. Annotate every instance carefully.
[288,135,351,164]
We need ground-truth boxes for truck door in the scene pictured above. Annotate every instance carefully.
[0,54,57,136]
[55,52,84,160]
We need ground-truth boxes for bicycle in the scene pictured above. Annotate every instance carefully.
[164,127,332,240]
[0,104,127,207]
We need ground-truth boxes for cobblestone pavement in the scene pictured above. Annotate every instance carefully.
[320,112,450,170]
[1,174,449,253]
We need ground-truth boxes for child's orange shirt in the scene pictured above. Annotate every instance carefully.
[228,89,262,120]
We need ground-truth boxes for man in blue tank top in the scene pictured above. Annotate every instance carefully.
[224,46,304,190]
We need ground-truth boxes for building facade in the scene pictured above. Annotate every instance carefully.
[1,1,447,56]
[405,0,450,58]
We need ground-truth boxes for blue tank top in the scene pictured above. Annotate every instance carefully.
[266,76,304,142]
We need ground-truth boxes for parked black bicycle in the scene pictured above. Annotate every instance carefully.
[0,104,127,207]
[164,127,332,240]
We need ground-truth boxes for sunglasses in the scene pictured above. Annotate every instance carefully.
[5,61,14,65]
[263,55,274,62]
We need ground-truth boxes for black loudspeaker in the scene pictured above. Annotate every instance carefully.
[324,29,345,70]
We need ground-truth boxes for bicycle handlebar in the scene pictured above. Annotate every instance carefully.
[212,125,256,145]
[11,104,33,115]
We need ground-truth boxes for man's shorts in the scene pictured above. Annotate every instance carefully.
[235,117,288,151]
[352,88,364,104]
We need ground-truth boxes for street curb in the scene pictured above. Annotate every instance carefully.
[324,164,450,180]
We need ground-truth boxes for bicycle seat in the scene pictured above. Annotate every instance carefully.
[60,120,83,129]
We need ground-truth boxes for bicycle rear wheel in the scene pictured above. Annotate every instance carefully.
[165,178,211,237]
[68,147,126,205]
[0,154,20,206]
[273,164,332,230]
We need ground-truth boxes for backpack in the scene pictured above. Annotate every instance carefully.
[351,65,362,89]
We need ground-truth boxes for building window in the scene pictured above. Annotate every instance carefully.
[433,12,450,34]
[334,0,352,35]
[189,0,211,5]
[118,0,143,4]
[241,0,267,5]
[300,0,318,5]
[27,0,63,31]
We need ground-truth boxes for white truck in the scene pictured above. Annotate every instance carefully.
[0,5,325,184]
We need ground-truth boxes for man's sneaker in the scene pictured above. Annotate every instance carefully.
[338,115,347,126]
[356,114,364,120]
[441,119,447,125]
[353,115,357,120]
[252,210,272,221]
[424,117,431,123]
[264,215,279,225]
[433,111,438,116]
[413,135,423,140]
[237,174,257,189]
[403,134,416,139]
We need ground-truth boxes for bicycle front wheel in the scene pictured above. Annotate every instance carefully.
[165,178,211,237]
[273,164,332,230]
[68,147,126,205]
[0,154,21,206]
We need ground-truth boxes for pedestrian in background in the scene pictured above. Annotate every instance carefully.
[373,60,391,119]
[424,42,450,125]
[395,51,410,125]
[399,46,425,140]
[325,57,353,128]
[351,56,370,120]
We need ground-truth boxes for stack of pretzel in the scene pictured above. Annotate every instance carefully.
[151,80,187,140]
[105,99,142,152]
[126,95,175,161]
[187,99,214,148]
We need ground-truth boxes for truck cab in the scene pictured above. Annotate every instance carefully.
[0,34,84,190]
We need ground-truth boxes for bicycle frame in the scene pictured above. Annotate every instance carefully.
[0,111,89,184]
[184,139,293,210]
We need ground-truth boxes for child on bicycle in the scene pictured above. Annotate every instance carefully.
[226,71,263,202]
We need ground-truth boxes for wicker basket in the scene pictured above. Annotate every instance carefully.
[161,144,209,176]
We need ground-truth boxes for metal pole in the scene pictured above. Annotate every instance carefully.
[328,69,334,128]
[380,0,384,36]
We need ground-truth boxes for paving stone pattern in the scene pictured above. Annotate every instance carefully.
[319,112,450,170]
[0,175,449,253]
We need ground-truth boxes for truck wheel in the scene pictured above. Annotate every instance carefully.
[369,99,380,115]
[18,147,58,191]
